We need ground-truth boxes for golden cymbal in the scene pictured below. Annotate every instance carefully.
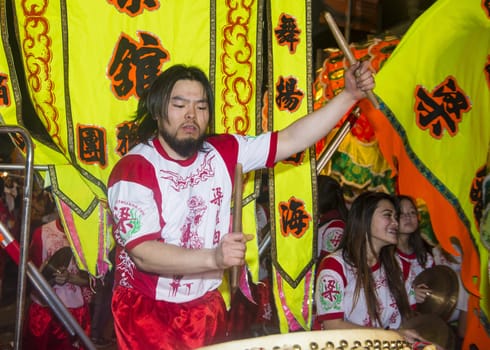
[413,265,459,321]
[41,246,73,281]
[401,313,456,350]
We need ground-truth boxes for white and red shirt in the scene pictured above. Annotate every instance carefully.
[315,251,407,329]
[30,220,85,308]
[317,211,345,259]
[396,248,435,305]
[107,133,277,303]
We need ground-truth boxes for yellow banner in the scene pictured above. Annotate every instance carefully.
[0,1,19,126]
[365,0,490,346]
[268,0,315,332]
[7,0,263,280]
[213,0,263,288]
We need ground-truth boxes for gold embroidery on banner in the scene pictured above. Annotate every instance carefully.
[220,0,254,134]
[20,0,65,152]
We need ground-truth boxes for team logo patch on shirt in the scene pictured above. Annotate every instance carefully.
[113,203,142,241]
[319,278,342,311]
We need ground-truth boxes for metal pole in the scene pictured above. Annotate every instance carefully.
[0,126,35,350]
[0,164,50,172]
[0,125,95,350]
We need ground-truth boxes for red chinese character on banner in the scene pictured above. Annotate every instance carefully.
[0,73,10,107]
[415,76,471,139]
[470,165,486,230]
[282,151,304,166]
[115,121,138,156]
[274,13,301,54]
[107,0,160,16]
[78,125,107,167]
[279,197,311,238]
[108,32,170,100]
[485,56,490,90]
[275,76,304,112]
[483,0,490,17]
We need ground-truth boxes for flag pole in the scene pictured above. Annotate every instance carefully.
[230,163,243,293]
[323,12,380,110]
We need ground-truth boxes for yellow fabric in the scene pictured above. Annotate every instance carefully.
[269,0,315,332]
[8,0,262,281]
[365,0,490,346]
[212,0,263,293]
[0,1,18,127]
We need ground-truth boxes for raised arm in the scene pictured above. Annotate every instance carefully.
[275,61,374,162]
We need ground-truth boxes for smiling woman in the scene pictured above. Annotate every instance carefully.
[314,191,420,344]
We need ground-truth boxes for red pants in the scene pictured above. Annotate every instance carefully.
[112,286,227,350]
[23,301,91,350]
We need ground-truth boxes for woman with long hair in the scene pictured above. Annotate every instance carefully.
[314,191,418,340]
[396,195,435,304]
[398,195,468,344]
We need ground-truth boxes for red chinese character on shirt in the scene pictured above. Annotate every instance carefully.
[321,279,340,302]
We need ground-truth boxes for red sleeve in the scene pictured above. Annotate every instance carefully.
[266,131,278,167]
[108,154,156,188]
[317,255,347,286]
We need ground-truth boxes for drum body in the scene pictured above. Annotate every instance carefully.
[198,329,409,350]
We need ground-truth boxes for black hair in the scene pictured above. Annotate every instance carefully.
[397,194,433,267]
[341,191,412,325]
[317,175,348,222]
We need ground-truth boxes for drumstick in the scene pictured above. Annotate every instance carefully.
[230,163,243,293]
[323,12,380,109]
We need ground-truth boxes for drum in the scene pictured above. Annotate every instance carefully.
[198,329,411,350]
[401,314,456,350]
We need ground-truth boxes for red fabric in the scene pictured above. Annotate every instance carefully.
[227,278,278,339]
[112,286,227,350]
[23,301,91,350]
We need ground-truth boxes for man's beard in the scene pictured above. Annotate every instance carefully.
[159,127,205,158]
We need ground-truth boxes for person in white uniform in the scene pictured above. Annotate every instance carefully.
[107,62,375,350]
[315,191,421,343]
